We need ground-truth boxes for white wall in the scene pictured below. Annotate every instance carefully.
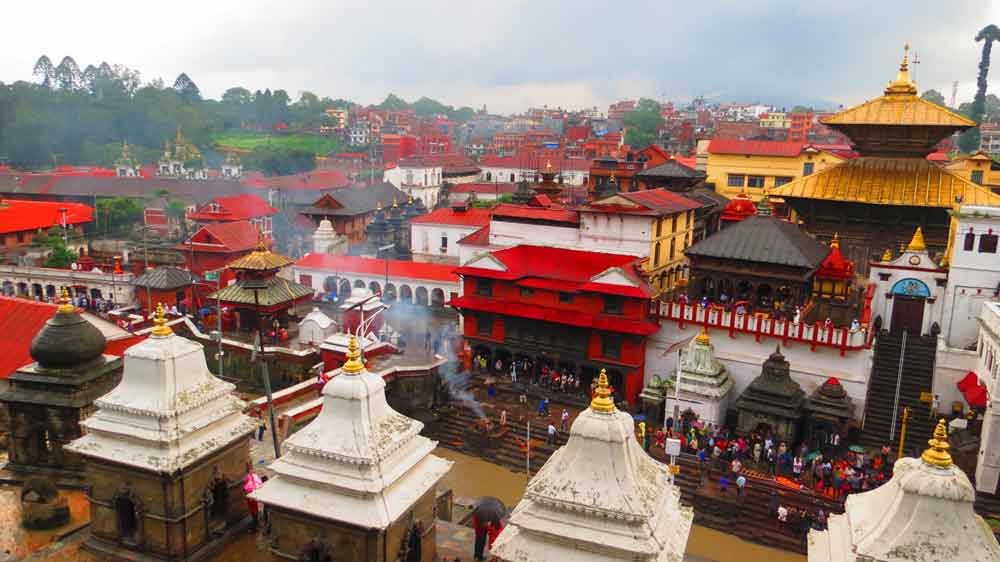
[292,265,459,306]
[410,223,481,264]
[577,212,650,257]
[867,250,948,335]
[976,301,1000,492]
[488,219,580,249]
[942,206,1000,349]
[479,165,587,186]
[384,165,443,188]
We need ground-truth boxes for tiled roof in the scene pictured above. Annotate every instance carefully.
[479,155,594,171]
[241,170,350,190]
[179,220,261,253]
[450,295,659,336]
[582,188,703,217]
[707,139,808,157]
[131,266,198,290]
[226,247,295,271]
[636,160,706,179]
[409,206,491,227]
[0,176,247,205]
[491,203,580,224]
[208,276,314,307]
[685,215,830,269]
[0,199,93,234]
[294,253,459,283]
[456,245,650,297]
[449,182,519,194]
[299,183,407,217]
[685,187,731,211]
[770,156,1000,209]
[187,193,276,221]
[457,225,490,246]
[0,297,140,379]
[822,94,975,128]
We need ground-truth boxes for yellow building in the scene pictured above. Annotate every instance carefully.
[703,139,846,201]
[945,151,1000,190]
[759,112,791,129]
[580,188,701,296]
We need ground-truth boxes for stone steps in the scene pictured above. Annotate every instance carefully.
[860,331,936,451]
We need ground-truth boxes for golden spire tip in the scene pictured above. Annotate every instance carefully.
[151,302,173,337]
[590,368,616,413]
[57,287,74,313]
[921,418,952,468]
[696,326,710,344]
[907,226,926,252]
[341,334,364,374]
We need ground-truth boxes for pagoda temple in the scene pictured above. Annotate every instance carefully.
[0,291,123,487]
[718,191,757,227]
[663,329,734,427]
[808,420,1000,562]
[772,45,1000,270]
[208,232,314,333]
[532,160,564,200]
[803,377,855,452]
[734,346,806,444]
[491,370,693,562]
[249,335,453,562]
[67,305,256,562]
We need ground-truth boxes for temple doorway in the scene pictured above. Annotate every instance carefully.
[116,496,138,544]
[890,296,924,335]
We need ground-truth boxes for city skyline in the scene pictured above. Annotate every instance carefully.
[2,1,998,114]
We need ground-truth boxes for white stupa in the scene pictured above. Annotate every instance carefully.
[664,328,733,427]
[67,304,255,472]
[249,334,453,529]
[312,218,347,254]
[491,369,693,562]
[808,419,1000,562]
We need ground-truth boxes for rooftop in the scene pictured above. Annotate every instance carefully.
[178,220,261,254]
[635,159,706,179]
[0,199,93,234]
[707,139,817,157]
[491,203,580,224]
[294,253,460,283]
[686,215,830,269]
[408,205,492,228]
[131,266,199,290]
[581,188,703,216]
[186,193,277,222]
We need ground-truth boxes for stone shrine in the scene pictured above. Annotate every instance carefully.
[803,377,855,451]
[734,346,806,444]
[808,420,1000,562]
[664,329,734,427]
[249,335,453,562]
[491,370,693,562]
[0,292,123,487]
[67,305,256,562]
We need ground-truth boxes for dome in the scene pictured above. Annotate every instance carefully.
[721,192,757,222]
[29,300,107,370]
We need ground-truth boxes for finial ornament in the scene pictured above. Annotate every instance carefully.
[882,247,893,262]
[696,326,710,345]
[392,197,398,208]
[590,369,616,413]
[256,227,267,252]
[151,303,173,337]
[907,226,927,252]
[885,43,918,95]
[831,232,840,249]
[57,287,74,313]
[341,334,364,374]
[921,418,952,468]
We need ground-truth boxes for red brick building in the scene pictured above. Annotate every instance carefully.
[587,144,672,194]
[451,245,659,405]
[186,193,277,237]
[176,220,261,276]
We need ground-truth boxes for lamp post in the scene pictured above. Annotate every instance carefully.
[244,277,280,458]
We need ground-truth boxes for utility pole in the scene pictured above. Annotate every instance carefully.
[247,280,280,458]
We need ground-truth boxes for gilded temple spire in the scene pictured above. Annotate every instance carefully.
[341,334,364,375]
[885,43,918,96]
[590,369,616,413]
[57,287,74,313]
[921,418,953,468]
[907,226,927,252]
[151,303,173,337]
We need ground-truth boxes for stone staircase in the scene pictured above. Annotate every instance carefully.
[860,331,937,453]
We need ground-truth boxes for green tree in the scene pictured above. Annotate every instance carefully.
[921,89,948,107]
[623,98,665,148]
[173,72,201,104]
[96,197,143,235]
[45,230,78,267]
[378,93,409,111]
[244,147,315,176]
[960,24,1000,152]
[165,199,189,238]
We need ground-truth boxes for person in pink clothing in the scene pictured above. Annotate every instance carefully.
[244,464,263,531]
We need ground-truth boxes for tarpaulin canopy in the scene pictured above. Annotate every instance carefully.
[958,371,988,409]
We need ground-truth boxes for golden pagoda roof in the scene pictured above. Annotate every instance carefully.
[821,46,975,129]
[770,156,1000,209]
[225,233,294,271]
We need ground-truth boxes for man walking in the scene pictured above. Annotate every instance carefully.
[547,422,557,445]
[560,409,570,432]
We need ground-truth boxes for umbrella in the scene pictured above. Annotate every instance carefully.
[473,496,507,526]
[848,444,865,453]
[634,414,647,422]
[805,451,821,461]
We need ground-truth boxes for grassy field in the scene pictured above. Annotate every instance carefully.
[212,132,344,155]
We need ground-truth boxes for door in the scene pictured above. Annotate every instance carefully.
[890,296,924,335]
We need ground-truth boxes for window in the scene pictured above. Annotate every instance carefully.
[654,243,661,265]
[16,232,25,243]
[980,234,999,254]
[727,174,745,188]
[671,215,678,232]
[476,279,493,296]
[559,292,574,303]
[669,237,676,260]
[747,175,765,188]
[965,232,976,251]
[803,162,815,176]
[603,295,624,314]
[655,218,662,237]
[519,287,534,297]
[477,314,493,336]
[774,176,793,186]
[601,334,623,360]
[687,210,693,224]
[440,234,448,250]
[299,274,313,287]
[972,170,985,185]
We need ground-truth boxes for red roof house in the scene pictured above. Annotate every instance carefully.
[187,194,277,223]
[176,220,263,276]
[0,199,93,252]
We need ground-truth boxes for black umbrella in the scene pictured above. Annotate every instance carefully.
[473,496,507,526]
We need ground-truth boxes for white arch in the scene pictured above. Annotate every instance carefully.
[415,286,429,306]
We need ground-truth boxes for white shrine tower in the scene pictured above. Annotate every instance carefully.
[491,369,693,562]
[665,328,734,427]
[808,419,1000,562]
[249,335,453,561]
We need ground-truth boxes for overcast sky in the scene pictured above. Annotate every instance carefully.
[3,1,999,114]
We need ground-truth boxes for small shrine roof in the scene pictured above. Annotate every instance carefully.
[686,215,830,269]
[208,276,314,307]
[131,266,198,290]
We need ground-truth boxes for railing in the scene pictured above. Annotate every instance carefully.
[0,264,134,284]
[654,301,870,356]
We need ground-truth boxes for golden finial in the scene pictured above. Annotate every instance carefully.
[885,43,918,96]
[907,227,927,252]
[882,248,893,262]
[590,369,616,413]
[696,326,710,345]
[341,334,364,374]
[921,418,953,468]
[255,228,267,252]
[407,194,414,205]
[831,232,840,249]
[57,287,74,313]
[392,197,398,208]
[151,303,173,337]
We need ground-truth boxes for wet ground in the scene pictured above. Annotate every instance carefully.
[0,485,89,561]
